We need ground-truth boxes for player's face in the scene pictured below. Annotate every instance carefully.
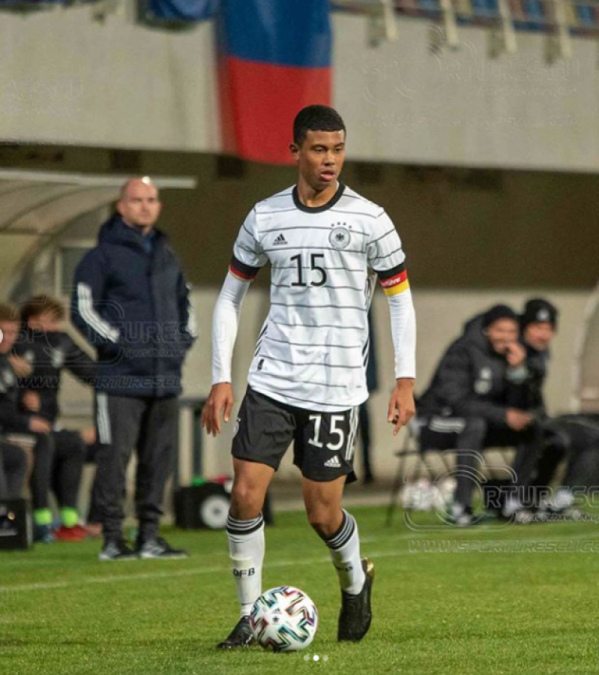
[523,322,555,352]
[118,181,161,230]
[486,319,519,355]
[0,320,19,353]
[291,130,346,191]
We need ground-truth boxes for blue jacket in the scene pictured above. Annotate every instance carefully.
[71,214,196,398]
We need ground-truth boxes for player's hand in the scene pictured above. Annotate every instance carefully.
[506,408,533,431]
[9,355,32,378]
[29,417,52,434]
[201,383,235,437]
[387,378,416,436]
[505,342,526,368]
[22,390,40,412]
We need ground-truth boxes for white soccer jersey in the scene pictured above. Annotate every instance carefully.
[228,183,410,413]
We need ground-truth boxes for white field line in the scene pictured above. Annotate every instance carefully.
[0,530,596,595]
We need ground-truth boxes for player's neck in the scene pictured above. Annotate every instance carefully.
[295,179,339,209]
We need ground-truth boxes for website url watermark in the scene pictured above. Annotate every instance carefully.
[409,539,599,554]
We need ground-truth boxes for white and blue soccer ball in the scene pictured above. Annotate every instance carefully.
[250,586,318,652]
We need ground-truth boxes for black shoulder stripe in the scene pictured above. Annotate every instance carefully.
[230,255,261,279]
[376,261,406,280]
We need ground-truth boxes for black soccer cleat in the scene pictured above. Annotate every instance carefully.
[136,537,188,560]
[98,538,138,561]
[217,616,255,650]
[338,557,375,642]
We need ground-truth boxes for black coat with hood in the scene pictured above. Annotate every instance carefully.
[71,214,196,398]
[418,313,526,427]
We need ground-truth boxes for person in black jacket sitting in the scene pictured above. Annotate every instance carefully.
[510,298,599,519]
[71,177,196,561]
[417,305,540,526]
[0,303,54,541]
[15,295,97,541]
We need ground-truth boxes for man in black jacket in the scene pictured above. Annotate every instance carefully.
[511,299,599,518]
[0,303,53,540]
[71,177,196,560]
[417,305,539,525]
[15,295,97,541]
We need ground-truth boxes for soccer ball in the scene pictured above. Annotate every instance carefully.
[250,586,318,652]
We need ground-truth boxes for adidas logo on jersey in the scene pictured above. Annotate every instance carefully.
[272,233,287,246]
[324,455,342,468]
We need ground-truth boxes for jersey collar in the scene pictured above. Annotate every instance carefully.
[292,182,345,214]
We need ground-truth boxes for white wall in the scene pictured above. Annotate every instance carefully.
[0,4,220,151]
[334,15,599,173]
[1,6,598,172]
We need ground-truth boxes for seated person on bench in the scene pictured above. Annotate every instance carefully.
[14,295,97,542]
[510,298,599,520]
[417,305,540,526]
[0,303,54,540]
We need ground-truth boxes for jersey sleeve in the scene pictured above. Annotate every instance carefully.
[367,212,409,297]
[229,208,268,282]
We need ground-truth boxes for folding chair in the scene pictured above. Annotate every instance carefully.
[385,420,516,526]
[385,420,454,526]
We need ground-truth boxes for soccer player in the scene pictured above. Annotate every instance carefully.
[15,295,97,541]
[201,105,416,648]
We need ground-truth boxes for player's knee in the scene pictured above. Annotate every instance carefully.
[230,482,263,520]
[306,507,338,538]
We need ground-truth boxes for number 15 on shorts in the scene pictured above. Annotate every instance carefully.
[308,414,345,451]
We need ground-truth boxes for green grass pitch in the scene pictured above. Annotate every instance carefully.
[1,506,598,675]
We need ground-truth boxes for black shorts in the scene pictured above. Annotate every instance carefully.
[232,387,359,483]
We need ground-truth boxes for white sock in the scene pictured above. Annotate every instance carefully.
[226,512,265,618]
[323,510,365,595]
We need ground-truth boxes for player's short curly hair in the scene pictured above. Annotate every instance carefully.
[0,303,20,323]
[293,105,346,146]
[20,295,65,325]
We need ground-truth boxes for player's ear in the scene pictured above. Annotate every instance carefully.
[289,143,300,162]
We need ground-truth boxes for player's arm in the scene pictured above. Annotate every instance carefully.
[368,212,416,436]
[201,209,267,437]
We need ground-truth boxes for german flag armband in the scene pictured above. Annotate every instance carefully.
[377,262,410,296]
[229,255,261,282]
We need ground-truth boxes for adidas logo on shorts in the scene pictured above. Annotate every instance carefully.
[324,455,341,468]
[272,233,287,246]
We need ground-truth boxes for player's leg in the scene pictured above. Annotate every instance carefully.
[95,394,143,560]
[134,396,186,558]
[302,475,374,642]
[544,417,599,518]
[453,417,487,518]
[228,459,274,608]
[51,430,87,541]
[29,433,56,543]
[417,417,465,524]
[218,387,294,649]
[499,423,543,520]
[297,408,374,642]
[219,458,274,650]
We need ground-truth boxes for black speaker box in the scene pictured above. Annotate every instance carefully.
[174,483,273,530]
[0,499,32,551]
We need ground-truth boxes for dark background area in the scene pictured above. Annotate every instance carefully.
[2,143,597,289]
